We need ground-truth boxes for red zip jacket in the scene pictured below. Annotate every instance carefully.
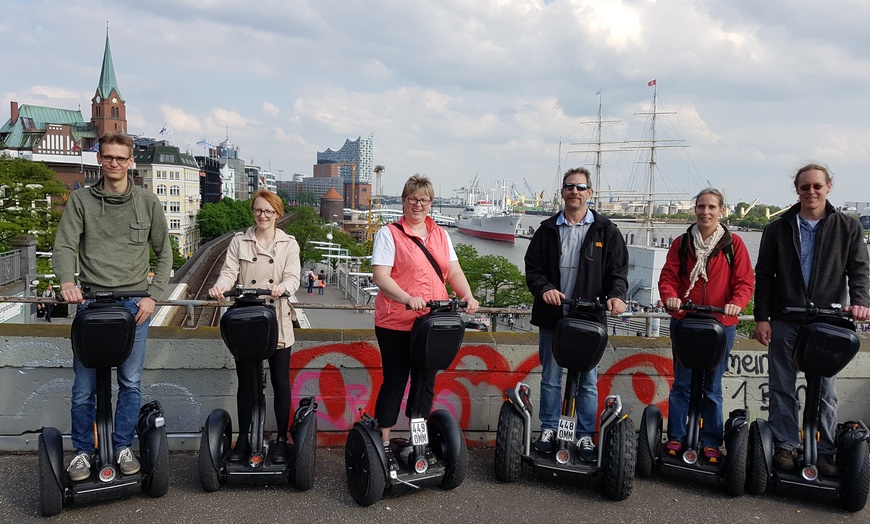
[657,226,755,326]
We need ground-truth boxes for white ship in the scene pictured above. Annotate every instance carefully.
[455,179,522,242]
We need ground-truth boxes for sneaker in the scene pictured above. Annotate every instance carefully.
[773,447,795,471]
[665,439,683,456]
[116,447,141,475]
[576,436,597,462]
[67,453,91,482]
[229,438,250,462]
[703,447,722,463]
[534,429,556,454]
[818,454,838,476]
[383,443,400,472]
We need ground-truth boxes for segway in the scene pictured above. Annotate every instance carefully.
[345,299,468,507]
[636,301,749,496]
[747,304,870,512]
[38,290,169,517]
[199,288,317,491]
[494,297,636,501]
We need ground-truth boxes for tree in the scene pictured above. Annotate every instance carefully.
[284,206,328,265]
[0,156,67,251]
[196,197,254,241]
[453,243,532,307]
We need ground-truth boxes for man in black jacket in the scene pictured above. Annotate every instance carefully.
[524,167,628,460]
[754,163,870,476]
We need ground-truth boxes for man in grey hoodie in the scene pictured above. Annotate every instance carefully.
[54,132,172,482]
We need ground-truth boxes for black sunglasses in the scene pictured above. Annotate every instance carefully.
[562,183,590,191]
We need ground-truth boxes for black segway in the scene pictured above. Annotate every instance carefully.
[747,304,870,512]
[199,288,317,491]
[636,301,749,496]
[345,299,468,507]
[494,297,636,501]
[38,290,169,517]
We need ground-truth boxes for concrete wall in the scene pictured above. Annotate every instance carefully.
[2,324,869,450]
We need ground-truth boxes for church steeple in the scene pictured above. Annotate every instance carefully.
[97,28,123,101]
[91,26,127,136]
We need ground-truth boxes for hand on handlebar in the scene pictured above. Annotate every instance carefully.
[60,282,84,304]
[463,296,480,315]
[208,285,227,300]
[269,284,287,298]
[723,303,741,317]
[542,288,565,307]
[846,304,870,322]
[405,296,428,311]
[664,297,682,311]
[607,297,627,316]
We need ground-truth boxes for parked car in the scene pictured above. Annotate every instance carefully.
[465,321,488,331]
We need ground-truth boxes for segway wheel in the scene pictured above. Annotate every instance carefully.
[345,425,385,507]
[601,417,636,501]
[293,415,317,491]
[636,407,658,479]
[143,429,170,497]
[746,423,769,496]
[38,433,64,517]
[199,417,231,492]
[838,441,870,512]
[494,401,524,482]
[724,426,749,497]
[428,410,468,490]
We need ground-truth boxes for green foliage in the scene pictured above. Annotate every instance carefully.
[149,236,186,270]
[454,243,532,307]
[737,298,756,337]
[0,156,67,251]
[729,201,787,229]
[196,198,254,241]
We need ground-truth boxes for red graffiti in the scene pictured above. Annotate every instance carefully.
[599,352,673,418]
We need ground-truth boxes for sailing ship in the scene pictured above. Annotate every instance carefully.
[455,179,522,242]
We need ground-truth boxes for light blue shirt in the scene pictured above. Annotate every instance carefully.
[557,209,595,313]
[797,215,819,289]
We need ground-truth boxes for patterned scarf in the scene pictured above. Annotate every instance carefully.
[683,223,725,298]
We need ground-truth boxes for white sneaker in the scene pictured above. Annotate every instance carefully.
[116,447,141,475]
[67,453,91,481]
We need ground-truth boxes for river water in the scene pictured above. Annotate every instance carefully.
[440,206,766,271]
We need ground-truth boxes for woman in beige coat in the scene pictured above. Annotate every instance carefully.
[209,190,301,464]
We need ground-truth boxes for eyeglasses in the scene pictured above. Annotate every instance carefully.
[406,197,432,206]
[252,208,276,217]
[562,183,590,192]
[100,155,131,165]
[798,183,826,192]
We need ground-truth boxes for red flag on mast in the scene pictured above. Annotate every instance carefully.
[648,79,657,86]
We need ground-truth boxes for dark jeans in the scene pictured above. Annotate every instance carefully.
[235,347,292,441]
[374,326,438,428]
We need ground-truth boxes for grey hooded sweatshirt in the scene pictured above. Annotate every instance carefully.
[53,175,172,297]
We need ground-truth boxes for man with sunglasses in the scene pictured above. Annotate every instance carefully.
[524,167,628,460]
[54,132,172,482]
[754,163,869,476]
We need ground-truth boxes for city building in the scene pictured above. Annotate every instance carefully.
[316,135,374,209]
[133,145,201,257]
[195,155,222,205]
[0,30,126,191]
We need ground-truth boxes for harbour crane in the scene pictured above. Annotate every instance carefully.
[739,198,760,218]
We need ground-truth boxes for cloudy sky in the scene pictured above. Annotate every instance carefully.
[4,0,870,208]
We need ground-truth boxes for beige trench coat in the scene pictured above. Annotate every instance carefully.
[213,226,301,347]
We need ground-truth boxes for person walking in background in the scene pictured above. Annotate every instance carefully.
[754,163,870,476]
[658,188,754,463]
[306,268,316,295]
[41,284,55,322]
[371,174,479,471]
[208,189,301,464]
[318,270,326,295]
[54,132,172,482]
[525,166,628,461]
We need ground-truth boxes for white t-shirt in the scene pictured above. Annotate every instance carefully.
[371,225,458,267]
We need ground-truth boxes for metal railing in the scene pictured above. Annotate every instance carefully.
[0,250,22,287]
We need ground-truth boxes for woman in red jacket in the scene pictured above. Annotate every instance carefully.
[657,188,754,462]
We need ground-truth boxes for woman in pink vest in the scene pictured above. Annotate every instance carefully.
[371,174,479,471]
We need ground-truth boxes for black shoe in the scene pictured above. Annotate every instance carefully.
[384,443,400,472]
[272,438,288,464]
[773,447,794,471]
[576,436,597,463]
[229,438,250,462]
[534,429,556,454]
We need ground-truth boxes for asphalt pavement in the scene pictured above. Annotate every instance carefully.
[1,447,860,523]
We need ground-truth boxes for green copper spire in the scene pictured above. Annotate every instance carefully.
[97,28,123,101]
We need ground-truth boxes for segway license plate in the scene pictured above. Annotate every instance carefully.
[410,418,429,446]
[557,416,576,443]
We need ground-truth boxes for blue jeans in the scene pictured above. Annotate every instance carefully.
[768,320,838,454]
[71,299,150,455]
[538,328,598,438]
[666,320,736,448]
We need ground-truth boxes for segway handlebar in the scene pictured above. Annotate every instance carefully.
[679,300,724,314]
[405,299,469,312]
[560,297,607,312]
[57,288,151,302]
[221,287,292,299]
[782,304,853,319]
